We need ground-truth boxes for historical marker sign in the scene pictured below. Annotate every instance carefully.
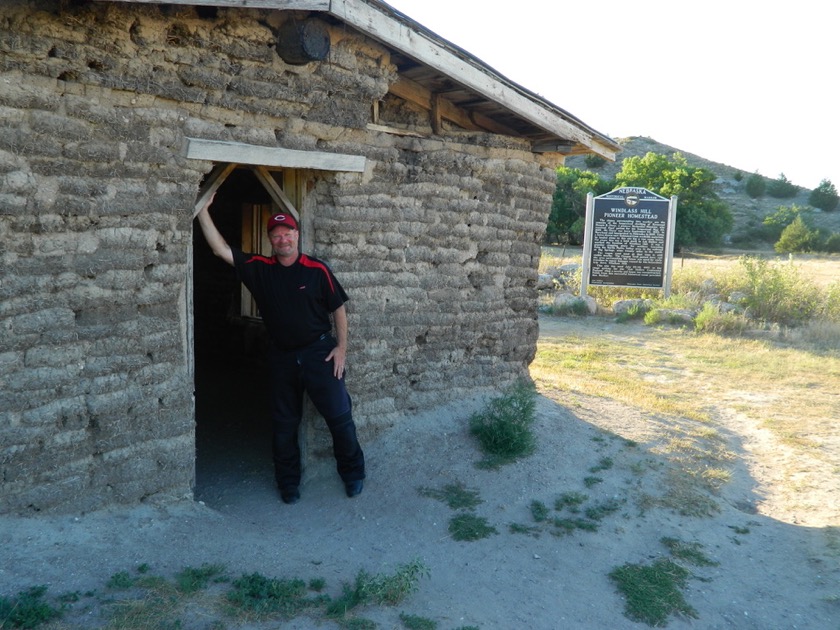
[581,187,677,293]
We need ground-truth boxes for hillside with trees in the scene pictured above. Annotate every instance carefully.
[562,136,840,251]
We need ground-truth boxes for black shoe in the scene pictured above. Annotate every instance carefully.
[280,486,300,504]
[344,480,364,498]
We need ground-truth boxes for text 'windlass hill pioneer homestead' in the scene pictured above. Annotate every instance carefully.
[0,0,619,514]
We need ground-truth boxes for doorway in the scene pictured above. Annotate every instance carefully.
[192,168,281,508]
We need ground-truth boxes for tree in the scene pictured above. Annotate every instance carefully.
[761,204,808,242]
[546,167,612,245]
[614,152,733,250]
[775,215,817,253]
[808,179,839,212]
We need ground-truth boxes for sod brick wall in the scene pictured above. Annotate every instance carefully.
[0,0,558,513]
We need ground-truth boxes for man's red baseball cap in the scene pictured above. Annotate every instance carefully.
[267,213,298,232]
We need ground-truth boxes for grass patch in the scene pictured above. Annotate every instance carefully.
[509,522,542,536]
[225,573,321,620]
[530,500,551,522]
[469,380,537,468]
[584,499,622,521]
[399,612,438,629]
[418,482,482,510]
[609,558,698,626]
[661,537,719,566]
[589,456,614,473]
[6,561,434,630]
[326,560,429,619]
[175,563,227,594]
[552,517,598,535]
[555,491,588,512]
[0,586,62,629]
[448,514,498,541]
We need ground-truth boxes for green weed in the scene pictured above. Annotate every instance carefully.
[555,491,587,512]
[175,563,227,594]
[448,514,498,541]
[661,537,719,566]
[609,558,698,626]
[399,612,437,629]
[418,482,482,510]
[530,500,550,522]
[589,457,614,473]
[0,586,62,629]
[326,560,429,618]
[226,573,321,619]
[584,499,622,521]
[469,380,537,468]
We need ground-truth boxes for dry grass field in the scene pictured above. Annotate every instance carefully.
[543,245,839,289]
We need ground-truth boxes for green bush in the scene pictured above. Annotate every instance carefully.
[823,232,840,253]
[762,204,807,242]
[775,216,818,253]
[0,586,62,629]
[738,256,821,325]
[745,172,766,198]
[808,179,839,211]
[767,173,799,199]
[693,302,748,335]
[584,154,607,169]
[469,380,537,467]
[547,167,612,245]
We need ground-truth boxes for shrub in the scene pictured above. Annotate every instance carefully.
[693,302,748,335]
[0,586,62,629]
[584,154,607,169]
[738,256,821,325]
[767,173,799,199]
[762,205,807,242]
[823,232,840,254]
[745,172,766,198]
[469,380,537,467]
[775,216,818,253]
[808,179,839,212]
[547,167,612,245]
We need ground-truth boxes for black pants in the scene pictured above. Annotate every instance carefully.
[267,335,365,489]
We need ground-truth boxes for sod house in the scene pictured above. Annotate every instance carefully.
[0,0,619,513]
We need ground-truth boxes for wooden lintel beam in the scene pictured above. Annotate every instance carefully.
[186,138,366,172]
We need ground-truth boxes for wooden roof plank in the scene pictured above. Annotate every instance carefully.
[108,0,329,8]
[329,0,615,156]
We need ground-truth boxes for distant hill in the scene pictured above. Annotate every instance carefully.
[564,136,840,245]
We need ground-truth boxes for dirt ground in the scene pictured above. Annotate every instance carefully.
[1,316,838,629]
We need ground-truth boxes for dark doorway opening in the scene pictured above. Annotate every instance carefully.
[192,168,277,508]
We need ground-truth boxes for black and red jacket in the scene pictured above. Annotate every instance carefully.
[232,249,349,350]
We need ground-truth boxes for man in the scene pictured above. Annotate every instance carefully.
[196,194,365,504]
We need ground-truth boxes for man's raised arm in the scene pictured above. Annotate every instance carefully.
[195,194,234,266]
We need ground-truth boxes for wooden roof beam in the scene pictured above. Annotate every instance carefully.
[389,77,521,136]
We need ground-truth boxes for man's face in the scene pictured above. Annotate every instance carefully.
[269,225,299,260]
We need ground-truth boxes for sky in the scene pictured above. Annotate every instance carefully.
[384,0,837,191]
